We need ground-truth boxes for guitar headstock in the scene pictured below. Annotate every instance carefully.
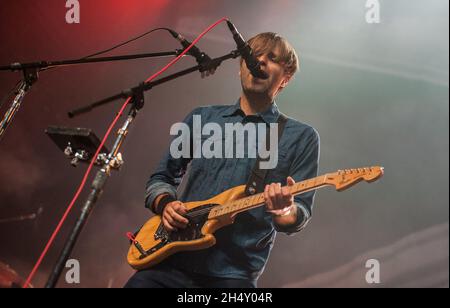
[325,166,384,192]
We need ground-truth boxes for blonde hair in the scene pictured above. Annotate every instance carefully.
[244,32,299,76]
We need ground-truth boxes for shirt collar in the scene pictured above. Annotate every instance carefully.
[222,98,280,124]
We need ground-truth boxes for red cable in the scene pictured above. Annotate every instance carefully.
[126,232,137,244]
[23,17,229,288]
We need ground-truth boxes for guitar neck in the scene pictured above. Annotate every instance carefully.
[208,175,330,219]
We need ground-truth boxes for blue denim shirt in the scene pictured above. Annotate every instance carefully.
[145,100,320,281]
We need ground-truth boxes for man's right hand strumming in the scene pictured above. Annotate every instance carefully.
[152,194,189,232]
[161,200,189,232]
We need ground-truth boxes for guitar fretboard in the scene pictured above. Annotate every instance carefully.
[208,175,329,219]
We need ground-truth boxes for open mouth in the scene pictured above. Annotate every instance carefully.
[252,76,267,83]
[255,72,269,80]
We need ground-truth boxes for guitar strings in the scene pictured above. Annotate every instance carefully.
[184,195,265,220]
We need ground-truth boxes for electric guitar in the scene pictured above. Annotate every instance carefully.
[127,166,384,270]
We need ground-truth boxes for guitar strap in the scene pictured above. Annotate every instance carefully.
[245,113,288,196]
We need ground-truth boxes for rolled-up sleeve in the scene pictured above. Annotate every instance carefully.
[145,108,202,212]
[274,127,320,234]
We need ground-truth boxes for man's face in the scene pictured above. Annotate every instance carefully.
[240,45,290,100]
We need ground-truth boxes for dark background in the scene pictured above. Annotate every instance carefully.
[0,0,448,287]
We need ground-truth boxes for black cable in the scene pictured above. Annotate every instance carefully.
[78,27,175,59]
[40,27,176,72]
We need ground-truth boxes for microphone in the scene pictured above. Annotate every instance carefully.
[226,21,268,80]
[168,29,213,70]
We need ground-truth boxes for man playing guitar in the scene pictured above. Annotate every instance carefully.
[125,32,320,288]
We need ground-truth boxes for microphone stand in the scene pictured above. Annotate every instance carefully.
[68,51,240,117]
[0,51,183,142]
[44,50,240,288]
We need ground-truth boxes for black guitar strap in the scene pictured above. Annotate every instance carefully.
[245,113,288,196]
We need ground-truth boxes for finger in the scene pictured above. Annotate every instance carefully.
[165,213,181,232]
[162,216,175,232]
[264,185,273,210]
[164,211,175,226]
[175,203,188,215]
[170,218,187,229]
[287,176,296,186]
[274,183,283,206]
[169,207,189,225]
[164,222,175,232]
[269,184,279,210]
[269,184,276,200]
[167,206,187,223]
[281,185,292,200]
[274,183,282,195]
[163,221,172,232]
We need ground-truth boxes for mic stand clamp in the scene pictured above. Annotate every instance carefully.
[0,68,39,141]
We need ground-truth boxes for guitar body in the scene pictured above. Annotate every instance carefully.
[127,185,247,270]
